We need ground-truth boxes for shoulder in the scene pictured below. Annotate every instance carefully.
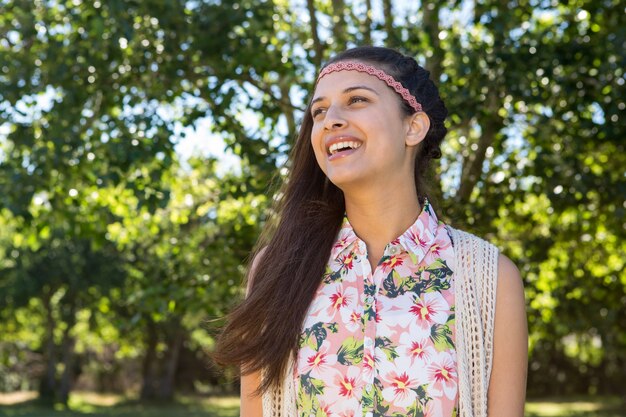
[448,225,523,288]
[495,253,526,318]
[497,253,523,289]
[446,225,494,249]
[493,252,527,350]
[446,226,498,270]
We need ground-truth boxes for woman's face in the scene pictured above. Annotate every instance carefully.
[310,67,420,191]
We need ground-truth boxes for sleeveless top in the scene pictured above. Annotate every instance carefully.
[294,201,459,417]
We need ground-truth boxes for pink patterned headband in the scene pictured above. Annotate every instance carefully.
[317,61,423,113]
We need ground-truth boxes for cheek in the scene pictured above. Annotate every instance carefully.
[310,125,325,154]
[310,126,328,171]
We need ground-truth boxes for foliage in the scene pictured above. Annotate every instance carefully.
[0,0,624,402]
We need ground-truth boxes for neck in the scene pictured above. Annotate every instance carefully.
[343,182,422,262]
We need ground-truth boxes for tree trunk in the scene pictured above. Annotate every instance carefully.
[140,319,159,400]
[331,0,347,50]
[422,0,443,82]
[456,116,501,204]
[362,0,373,45]
[58,311,77,406]
[39,294,57,405]
[421,0,445,200]
[382,0,397,47]
[306,0,324,69]
[279,80,296,139]
[158,324,184,400]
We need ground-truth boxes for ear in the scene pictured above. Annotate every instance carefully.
[405,112,430,147]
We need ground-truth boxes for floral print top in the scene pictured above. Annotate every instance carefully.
[295,201,458,417]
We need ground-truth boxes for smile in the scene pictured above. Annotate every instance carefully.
[327,141,363,156]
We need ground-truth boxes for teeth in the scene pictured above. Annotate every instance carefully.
[328,141,362,155]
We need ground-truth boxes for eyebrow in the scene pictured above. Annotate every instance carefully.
[311,85,380,106]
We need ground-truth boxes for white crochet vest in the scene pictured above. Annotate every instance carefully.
[262,227,499,417]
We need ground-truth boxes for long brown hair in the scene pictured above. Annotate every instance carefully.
[213,46,448,394]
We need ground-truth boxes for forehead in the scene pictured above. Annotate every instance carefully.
[313,70,390,100]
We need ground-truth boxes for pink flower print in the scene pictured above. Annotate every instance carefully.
[398,331,436,368]
[374,295,407,338]
[423,401,439,417]
[411,229,430,248]
[322,285,358,318]
[409,341,428,360]
[298,340,338,379]
[340,308,362,333]
[303,294,334,328]
[338,252,355,270]
[381,357,424,408]
[427,351,458,400]
[308,283,356,325]
[408,292,449,331]
[322,366,363,408]
[317,402,331,417]
[402,222,435,258]
[333,232,351,250]
[325,366,362,405]
[404,313,435,344]
[381,254,403,272]
[339,375,357,397]
[330,289,350,310]
[423,231,453,265]
[407,219,431,244]
[424,397,457,417]
[429,242,442,257]
[362,351,377,381]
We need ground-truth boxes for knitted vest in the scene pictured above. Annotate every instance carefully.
[262,227,499,417]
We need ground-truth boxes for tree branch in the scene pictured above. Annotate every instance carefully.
[422,0,443,82]
[382,0,397,47]
[331,0,348,50]
[307,0,324,69]
[362,0,373,45]
[456,114,502,204]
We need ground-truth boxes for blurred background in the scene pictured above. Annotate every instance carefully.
[0,0,624,416]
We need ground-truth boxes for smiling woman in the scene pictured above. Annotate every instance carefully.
[213,46,527,417]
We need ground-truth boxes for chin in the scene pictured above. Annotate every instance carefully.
[326,172,369,193]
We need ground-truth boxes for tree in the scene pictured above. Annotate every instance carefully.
[1,0,624,400]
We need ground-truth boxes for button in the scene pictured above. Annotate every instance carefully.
[365,383,373,392]
[388,245,400,255]
[364,338,373,348]
[365,295,374,304]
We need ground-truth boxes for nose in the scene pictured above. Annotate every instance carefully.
[323,105,347,130]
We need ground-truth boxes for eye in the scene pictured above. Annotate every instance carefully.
[311,107,326,118]
[348,96,369,104]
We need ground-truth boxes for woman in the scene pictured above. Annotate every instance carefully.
[214,46,527,417]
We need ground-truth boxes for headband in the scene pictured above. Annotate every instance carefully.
[317,61,423,113]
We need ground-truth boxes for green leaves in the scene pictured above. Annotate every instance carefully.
[337,337,364,366]
[430,323,454,352]
[301,322,338,350]
[375,336,399,362]
[299,371,325,396]
[0,0,623,399]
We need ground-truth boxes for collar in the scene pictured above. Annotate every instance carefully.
[329,199,441,262]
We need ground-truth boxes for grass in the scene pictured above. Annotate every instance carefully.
[0,392,239,417]
[1,392,624,416]
[525,396,626,417]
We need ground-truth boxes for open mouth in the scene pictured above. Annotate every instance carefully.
[327,141,363,156]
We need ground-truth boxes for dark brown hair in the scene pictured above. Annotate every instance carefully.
[213,46,448,394]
